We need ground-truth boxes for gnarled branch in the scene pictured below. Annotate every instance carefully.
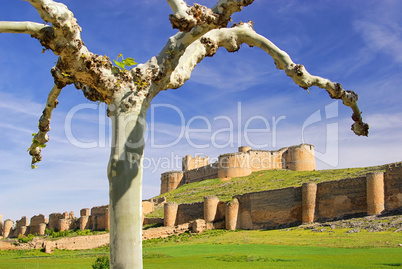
[165,21,369,136]
[28,84,63,167]
[168,0,254,32]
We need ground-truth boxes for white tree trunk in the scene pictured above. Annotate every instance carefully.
[108,95,148,269]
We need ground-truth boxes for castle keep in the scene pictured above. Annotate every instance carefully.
[160,144,316,194]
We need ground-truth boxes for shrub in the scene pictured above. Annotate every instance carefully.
[17,234,35,243]
[50,230,70,238]
[76,229,91,236]
[44,228,55,236]
[92,255,110,269]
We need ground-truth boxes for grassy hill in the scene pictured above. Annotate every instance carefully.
[147,164,387,218]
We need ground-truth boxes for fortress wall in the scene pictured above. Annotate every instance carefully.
[142,201,154,215]
[218,153,252,178]
[30,214,47,235]
[183,163,218,184]
[284,144,316,171]
[0,215,2,236]
[235,187,303,230]
[48,213,64,230]
[182,155,209,171]
[160,171,183,195]
[90,205,109,231]
[15,216,29,235]
[316,177,367,221]
[271,148,287,169]
[249,150,272,172]
[216,201,226,222]
[176,202,204,225]
[143,217,164,226]
[91,205,109,216]
[384,162,402,210]
[30,214,47,227]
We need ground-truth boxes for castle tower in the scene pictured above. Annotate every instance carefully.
[283,144,315,171]
[218,152,252,178]
[204,196,220,223]
[238,146,251,153]
[182,155,209,171]
[160,171,183,194]
[302,182,317,224]
[225,198,239,230]
[164,202,178,227]
[3,219,13,238]
[366,172,385,215]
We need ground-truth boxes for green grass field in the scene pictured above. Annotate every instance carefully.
[1,228,401,268]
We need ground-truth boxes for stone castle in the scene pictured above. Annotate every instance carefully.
[160,143,316,194]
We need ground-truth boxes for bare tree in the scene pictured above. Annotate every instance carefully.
[0,0,369,268]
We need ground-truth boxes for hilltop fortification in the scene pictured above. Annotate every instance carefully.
[160,144,315,194]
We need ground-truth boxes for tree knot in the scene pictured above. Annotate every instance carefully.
[342,90,358,106]
[329,83,345,99]
[201,37,218,57]
[169,4,219,32]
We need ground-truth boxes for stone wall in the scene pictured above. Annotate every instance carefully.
[316,177,367,221]
[384,162,402,210]
[176,202,204,225]
[30,214,47,235]
[249,148,287,172]
[1,200,158,238]
[235,187,302,229]
[48,213,64,230]
[183,163,219,184]
[182,155,209,171]
[142,201,154,215]
[89,205,109,231]
[15,216,29,237]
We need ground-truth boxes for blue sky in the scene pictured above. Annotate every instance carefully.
[0,0,401,222]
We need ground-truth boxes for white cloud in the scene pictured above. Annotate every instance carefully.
[354,19,402,63]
